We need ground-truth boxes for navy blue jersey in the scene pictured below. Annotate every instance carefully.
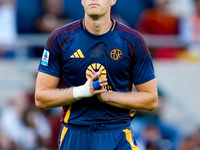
[38,19,155,125]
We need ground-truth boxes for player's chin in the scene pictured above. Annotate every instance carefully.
[87,10,102,17]
[88,13,100,17]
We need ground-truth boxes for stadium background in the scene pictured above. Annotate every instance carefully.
[0,0,200,149]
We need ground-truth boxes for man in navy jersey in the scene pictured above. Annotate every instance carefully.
[35,0,158,149]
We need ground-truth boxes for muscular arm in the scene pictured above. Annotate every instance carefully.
[98,78,158,111]
[35,72,76,110]
[35,71,108,110]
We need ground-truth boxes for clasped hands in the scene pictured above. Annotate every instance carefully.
[86,70,110,102]
[73,70,109,101]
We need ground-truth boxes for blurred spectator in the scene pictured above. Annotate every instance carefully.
[0,0,17,58]
[177,135,197,150]
[180,136,196,150]
[141,125,167,150]
[179,0,200,60]
[168,0,194,18]
[26,72,62,149]
[0,125,19,150]
[27,94,62,149]
[136,0,183,59]
[136,0,179,35]
[36,0,72,33]
[177,128,200,150]
[0,91,52,149]
[193,128,200,148]
[17,0,43,33]
[180,0,200,44]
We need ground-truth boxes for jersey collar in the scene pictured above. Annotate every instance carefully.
[82,18,116,39]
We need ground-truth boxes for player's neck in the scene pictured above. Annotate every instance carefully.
[84,14,112,35]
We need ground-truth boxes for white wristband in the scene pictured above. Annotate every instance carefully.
[73,79,92,100]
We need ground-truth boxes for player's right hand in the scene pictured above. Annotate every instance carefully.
[86,70,108,95]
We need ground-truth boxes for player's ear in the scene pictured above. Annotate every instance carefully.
[111,0,117,6]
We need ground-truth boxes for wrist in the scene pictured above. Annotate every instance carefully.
[105,92,112,102]
[73,79,92,100]
[99,91,112,102]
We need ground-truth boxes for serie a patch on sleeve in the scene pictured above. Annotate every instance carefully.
[41,49,49,66]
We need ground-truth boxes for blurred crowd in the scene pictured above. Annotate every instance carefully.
[0,0,200,60]
[0,0,200,149]
[0,89,62,149]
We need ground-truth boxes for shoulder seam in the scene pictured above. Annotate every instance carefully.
[116,22,149,56]
[46,20,82,49]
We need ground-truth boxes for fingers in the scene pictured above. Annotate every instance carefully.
[93,80,101,90]
[86,70,108,95]
[91,88,107,95]
[93,78,108,90]
[86,70,102,81]
[90,78,108,95]
[99,78,108,87]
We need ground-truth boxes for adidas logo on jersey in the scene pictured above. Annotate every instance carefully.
[70,49,85,58]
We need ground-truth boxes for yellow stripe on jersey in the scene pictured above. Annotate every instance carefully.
[101,69,106,74]
[99,65,105,71]
[129,110,136,118]
[87,65,93,71]
[74,52,79,58]
[92,63,96,70]
[101,74,106,79]
[77,49,84,58]
[60,126,68,147]
[70,55,75,58]
[86,63,107,79]
[64,104,72,124]
[97,63,101,69]
[111,21,116,31]
[123,129,139,150]
[70,49,85,58]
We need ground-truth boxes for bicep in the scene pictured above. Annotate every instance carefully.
[135,78,157,93]
[35,71,60,91]
[133,78,158,111]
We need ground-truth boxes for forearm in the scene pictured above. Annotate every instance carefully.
[35,71,108,110]
[99,91,158,111]
[35,87,76,110]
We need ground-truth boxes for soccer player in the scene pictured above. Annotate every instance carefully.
[35,0,158,149]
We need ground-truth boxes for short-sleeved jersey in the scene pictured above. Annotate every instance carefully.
[38,19,156,125]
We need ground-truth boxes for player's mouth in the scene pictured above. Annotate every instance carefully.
[89,3,99,7]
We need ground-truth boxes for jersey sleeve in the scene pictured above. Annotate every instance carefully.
[38,32,62,78]
[131,34,156,85]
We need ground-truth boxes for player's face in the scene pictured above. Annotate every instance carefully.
[81,0,116,17]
